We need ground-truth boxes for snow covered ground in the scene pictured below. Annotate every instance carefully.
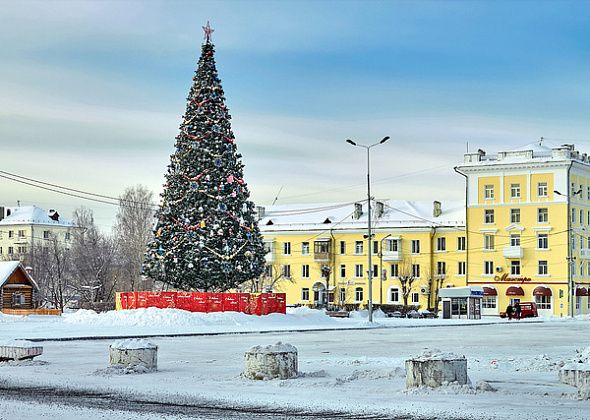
[0,308,588,419]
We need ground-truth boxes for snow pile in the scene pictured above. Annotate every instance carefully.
[349,308,387,319]
[247,342,297,354]
[514,354,565,372]
[412,348,465,361]
[110,339,157,350]
[0,339,38,348]
[334,368,405,385]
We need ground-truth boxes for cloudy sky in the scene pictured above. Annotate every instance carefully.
[2,0,590,230]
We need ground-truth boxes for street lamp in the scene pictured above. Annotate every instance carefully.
[554,189,581,317]
[346,136,390,322]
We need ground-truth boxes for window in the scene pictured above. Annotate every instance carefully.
[8,231,14,239]
[18,230,25,238]
[588,210,590,225]
[576,297,581,310]
[339,241,346,255]
[484,184,494,199]
[436,237,446,251]
[355,241,364,255]
[372,241,378,254]
[572,236,576,250]
[282,265,291,278]
[302,264,310,278]
[355,264,364,278]
[538,208,548,223]
[17,246,27,254]
[7,247,14,255]
[510,234,520,247]
[484,234,495,250]
[389,288,400,303]
[43,230,50,239]
[340,264,346,278]
[572,208,576,223]
[301,242,310,255]
[510,208,520,224]
[510,260,521,276]
[355,287,364,302]
[538,260,548,275]
[581,210,584,225]
[538,182,548,198]
[537,234,548,249]
[484,261,494,275]
[339,288,346,302]
[65,232,71,241]
[11,293,25,306]
[412,264,420,278]
[264,265,273,277]
[283,242,291,255]
[301,288,310,301]
[482,296,497,309]
[390,263,399,277]
[385,238,399,252]
[458,261,466,275]
[572,182,576,195]
[437,261,446,275]
[510,183,521,199]
[411,240,420,254]
[0,247,2,255]
[534,295,551,310]
[588,186,590,201]
[411,292,420,304]
[372,264,378,277]
[314,240,331,255]
[484,209,494,224]
[457,236,466,251]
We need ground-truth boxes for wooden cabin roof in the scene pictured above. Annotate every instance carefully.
[0,261,39,290]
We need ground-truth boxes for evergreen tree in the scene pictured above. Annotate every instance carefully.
[143,23,266,291]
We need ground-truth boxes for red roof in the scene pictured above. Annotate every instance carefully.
[506,286,524,296]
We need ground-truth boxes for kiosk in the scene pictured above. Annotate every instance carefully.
[439,286,483,319]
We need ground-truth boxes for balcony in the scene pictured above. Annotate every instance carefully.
[580,249,590,260]
[313,252,330,262]
[503,246,523,259]
[313,239,331,262]
[382,250,402,262]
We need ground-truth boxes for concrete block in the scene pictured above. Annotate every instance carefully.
[560,364,590,391]
[244,342,298,380]
[406,350,467,388]
[0,340,43,361]
[109,339,157,371]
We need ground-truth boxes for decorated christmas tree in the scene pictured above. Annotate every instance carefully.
[143,22,266,291]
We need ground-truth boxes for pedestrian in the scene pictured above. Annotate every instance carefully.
[506,304,513,320]
[514,302,521,320]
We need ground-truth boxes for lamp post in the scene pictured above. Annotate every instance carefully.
[346,136,390,322]
[554,188,581,317]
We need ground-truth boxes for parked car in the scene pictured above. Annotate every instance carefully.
[419,310,437,319]
[499,302,538,318]
[387,311,402,318]
[406,310,420,319]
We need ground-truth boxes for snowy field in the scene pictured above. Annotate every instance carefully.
[0,308,588,419]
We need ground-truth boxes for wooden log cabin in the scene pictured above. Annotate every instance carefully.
[0,261,39,311]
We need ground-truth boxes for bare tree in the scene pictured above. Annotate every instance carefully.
[30,234,75,311]
[114,185,155,291]
[398,259,418,307]
[241,263,289,293]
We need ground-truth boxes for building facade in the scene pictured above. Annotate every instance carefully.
[258,142,590,317]
[457,142,590,317]
[0,205,74,263]
[258,200,465,311]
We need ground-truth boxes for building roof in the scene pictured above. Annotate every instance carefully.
[0,206,73,227]
[0,261,39,290]
[259,200,465,233]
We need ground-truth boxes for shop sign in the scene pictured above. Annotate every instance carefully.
[494,273,531,283]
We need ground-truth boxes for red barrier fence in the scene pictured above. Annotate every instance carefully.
[115,291,286,315]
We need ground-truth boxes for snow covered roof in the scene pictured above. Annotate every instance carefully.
[0,261,39,290]
[258,200,465,233]
[0,206,73,227]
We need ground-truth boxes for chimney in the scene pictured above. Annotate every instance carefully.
[353,202,363,220]
[48,209,60,221]
[255,206,265,221]
[375,201,384,218]
[0,207,4,222]
[433,201,442,218]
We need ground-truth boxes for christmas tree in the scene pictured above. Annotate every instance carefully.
[143,22,266,291]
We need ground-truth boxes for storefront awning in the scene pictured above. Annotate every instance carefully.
[506,286,524,296]
[576,287,588,297]
[533,286,552,296]
[483,286,497,296]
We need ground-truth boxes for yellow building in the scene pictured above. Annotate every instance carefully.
[456,142,590,317]
[0,205,74,263]
[258,200,465,311]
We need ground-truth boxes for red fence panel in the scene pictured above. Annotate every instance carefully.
[175,292,193,311]
[136,292,148,308]
[238,293,251,314]
[191,292,208,313]
[160,291,177,309]
[275,294,286,314]
[207,293,223,313]
[222,293,240,312]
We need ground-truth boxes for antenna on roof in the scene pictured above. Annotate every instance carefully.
[466,141,469,153]
[539,136,544,146]
[17,200,20,207]
[272,186,284,205]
